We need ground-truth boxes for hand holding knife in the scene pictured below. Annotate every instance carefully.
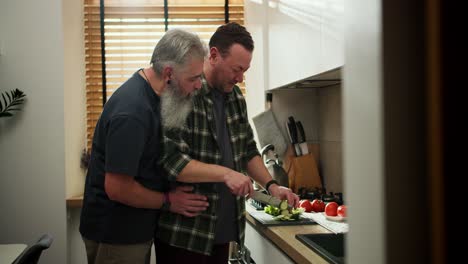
[250,190,291,210]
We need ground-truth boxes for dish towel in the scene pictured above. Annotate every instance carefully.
[303,212,349,234]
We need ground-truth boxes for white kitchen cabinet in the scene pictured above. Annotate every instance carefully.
[267,1,322,89]
[244,223,294,264]
[244,0,344,90]
[321,0,345,71]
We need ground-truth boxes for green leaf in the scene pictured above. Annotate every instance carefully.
[14,88,24,97]
[2,93,7,105]
[11,101,24,106]
[0,112,13,117]
[0,88,27,118]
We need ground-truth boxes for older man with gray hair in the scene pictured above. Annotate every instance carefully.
[79,28,208,264]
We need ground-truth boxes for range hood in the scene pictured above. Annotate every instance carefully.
[268,66,342,90]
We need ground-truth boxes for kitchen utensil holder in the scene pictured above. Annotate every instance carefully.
[283,144,322,193]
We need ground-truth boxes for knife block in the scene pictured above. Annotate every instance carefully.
[283,144,322,193]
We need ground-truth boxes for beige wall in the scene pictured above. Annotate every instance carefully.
[317,85,342,193]
[62,0,88,263]
[63,0,86,200]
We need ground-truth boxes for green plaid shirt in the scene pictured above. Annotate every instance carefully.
[157,77,260,255]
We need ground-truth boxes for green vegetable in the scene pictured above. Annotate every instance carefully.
[264,204,305,221]
[264,205,281,216]
[279,200,288,210]
[290,208,305,220]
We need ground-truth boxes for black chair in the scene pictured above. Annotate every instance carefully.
[12,234,53,264]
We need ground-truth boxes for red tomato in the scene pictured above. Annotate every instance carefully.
[298,200,313,212]
[311,199,325,212]
[337,205,347,217]
[325,202,339,216]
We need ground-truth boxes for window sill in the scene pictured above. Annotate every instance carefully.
[66,195,83,208]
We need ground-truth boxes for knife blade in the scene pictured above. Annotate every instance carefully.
[296,121,309,155]
[287,116,298,143]
[250,190,291,209]
[287,116,302,156]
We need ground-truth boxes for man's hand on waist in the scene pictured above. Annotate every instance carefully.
[168,185,209,217]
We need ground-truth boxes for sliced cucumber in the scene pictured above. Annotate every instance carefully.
[279,200,288,210]
[265,202,305,221]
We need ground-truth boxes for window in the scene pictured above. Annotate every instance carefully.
[84,0,245,150]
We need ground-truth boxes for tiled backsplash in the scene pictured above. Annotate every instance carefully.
[317,85,343,193]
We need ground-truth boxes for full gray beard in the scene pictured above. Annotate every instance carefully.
[160,82,194,130]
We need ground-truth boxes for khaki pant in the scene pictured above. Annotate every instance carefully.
[83,237,152,264]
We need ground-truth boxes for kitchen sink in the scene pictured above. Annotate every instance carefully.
[295,233,345,264]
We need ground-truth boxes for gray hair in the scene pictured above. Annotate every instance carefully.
[150,29,207,75]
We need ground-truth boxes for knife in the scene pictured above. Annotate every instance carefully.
[250,190,291,210]
[287,116,302,156]
[295,121,309,155]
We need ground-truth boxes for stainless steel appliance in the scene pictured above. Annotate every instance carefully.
[229,242,253,264]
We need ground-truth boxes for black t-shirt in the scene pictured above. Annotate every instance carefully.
[80,70,166,243]
[211,88,238,244]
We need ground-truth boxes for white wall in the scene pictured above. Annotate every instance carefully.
[0,0,67,263]
[343,0,385,263]
[244,0,268,145]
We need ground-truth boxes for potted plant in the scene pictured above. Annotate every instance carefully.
[0,88,26,118]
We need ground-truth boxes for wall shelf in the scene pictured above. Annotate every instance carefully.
[66,195,83,208]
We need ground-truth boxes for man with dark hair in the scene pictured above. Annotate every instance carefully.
[155,22,299,263]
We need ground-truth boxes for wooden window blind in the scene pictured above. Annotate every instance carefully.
[84,0,245,151]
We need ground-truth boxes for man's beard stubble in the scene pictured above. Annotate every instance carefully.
[160,81,194,130]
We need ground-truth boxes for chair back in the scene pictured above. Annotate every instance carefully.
[12,234,53,264]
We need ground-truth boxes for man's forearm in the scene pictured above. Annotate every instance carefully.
[178,160,255,197]
[246,155,274,187]
[105,172,164,209]
[177,160,231,183]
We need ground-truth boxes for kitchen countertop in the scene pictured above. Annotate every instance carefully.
[245,204,335,264]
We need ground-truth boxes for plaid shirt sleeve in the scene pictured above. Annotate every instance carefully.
[158,127,193,182]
